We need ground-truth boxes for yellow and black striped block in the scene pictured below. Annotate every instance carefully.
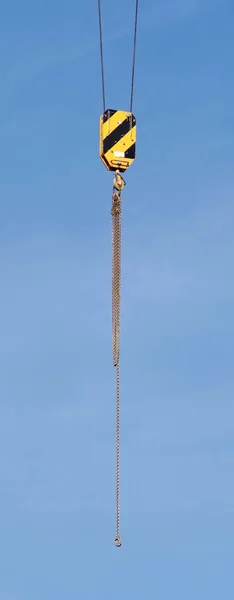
[99,109,136,173]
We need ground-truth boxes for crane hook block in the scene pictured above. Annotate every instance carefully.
[99,109,136,173]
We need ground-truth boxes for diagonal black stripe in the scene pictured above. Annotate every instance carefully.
[103,116,132,154]
[102,108,117,123]
[124,142,136,159]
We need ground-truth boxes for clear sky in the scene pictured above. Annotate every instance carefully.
[0,0,233,598]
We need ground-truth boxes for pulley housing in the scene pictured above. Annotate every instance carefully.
[100,109,136,173]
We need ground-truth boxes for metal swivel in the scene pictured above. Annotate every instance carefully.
[113,170,126,192]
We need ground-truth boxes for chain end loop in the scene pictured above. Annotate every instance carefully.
[114,534,122,547]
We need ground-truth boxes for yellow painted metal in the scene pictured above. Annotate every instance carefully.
[100,109,136,172]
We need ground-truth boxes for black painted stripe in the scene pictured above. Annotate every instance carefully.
[102,109,117,123]
[124,143,136,159]
[103,117,131,154]
[109,165,126,173]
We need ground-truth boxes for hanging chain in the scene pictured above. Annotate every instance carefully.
[111,184,123,548]
[112,192,121,368]
[115,361,121,544]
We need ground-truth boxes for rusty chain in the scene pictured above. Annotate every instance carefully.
[111,174,125,548]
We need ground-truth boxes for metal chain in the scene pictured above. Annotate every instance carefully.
[115,360,121,545]
[112,193,121,367]
[111,190,122,548]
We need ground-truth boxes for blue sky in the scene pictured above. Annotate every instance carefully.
[0,0,233,598]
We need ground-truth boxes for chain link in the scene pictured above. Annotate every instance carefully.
[111,189,122,548]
